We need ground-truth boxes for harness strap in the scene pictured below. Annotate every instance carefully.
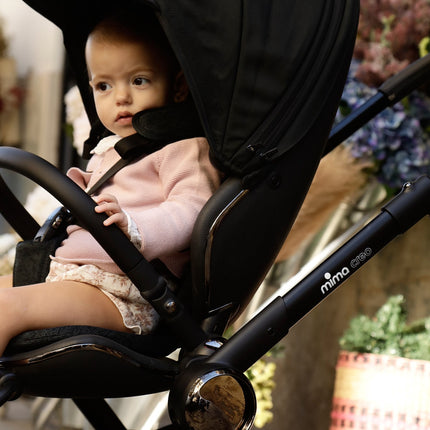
[87,133,170,196]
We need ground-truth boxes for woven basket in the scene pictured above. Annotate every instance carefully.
[330,351,430,430]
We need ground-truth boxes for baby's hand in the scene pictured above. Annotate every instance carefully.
[93,193,129,237]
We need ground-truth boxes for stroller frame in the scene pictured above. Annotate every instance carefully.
[0,0,430,428]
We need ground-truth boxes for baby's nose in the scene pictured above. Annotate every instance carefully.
[115,85,132,105]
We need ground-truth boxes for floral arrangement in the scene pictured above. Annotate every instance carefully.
[337,0,430,193]
[0,17,23,145]
[339,295,430,361]
[245,352,277,428]
[354,0,430,87]
[337,61,430,192]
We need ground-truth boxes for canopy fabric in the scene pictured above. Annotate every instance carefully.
[23,0,358,177]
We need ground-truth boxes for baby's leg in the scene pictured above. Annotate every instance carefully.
[0,275,12,289]
[0,280,128,355]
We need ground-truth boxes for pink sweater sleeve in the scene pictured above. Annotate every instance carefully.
[130,138,220,261]
[66,166,93,190]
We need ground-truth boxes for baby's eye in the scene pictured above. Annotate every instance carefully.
[94,82,112,92]
[133,77,149,86]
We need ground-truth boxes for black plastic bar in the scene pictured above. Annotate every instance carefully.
[0,174,40,240]
[0,147,207,350]
[73,398,127,430]
[207,176,430,372]
[325,54,430,155]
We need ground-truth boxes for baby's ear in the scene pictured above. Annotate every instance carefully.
[173,71,189,103]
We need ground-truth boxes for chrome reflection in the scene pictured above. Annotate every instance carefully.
[185,369,256,430]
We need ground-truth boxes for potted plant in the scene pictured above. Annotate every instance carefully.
[331,295,430,429]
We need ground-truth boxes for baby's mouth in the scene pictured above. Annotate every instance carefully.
[115,112,133,124]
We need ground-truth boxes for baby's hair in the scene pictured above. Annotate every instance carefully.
[88,11,179,73]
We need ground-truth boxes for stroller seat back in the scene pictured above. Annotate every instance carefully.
[188,0,359,330]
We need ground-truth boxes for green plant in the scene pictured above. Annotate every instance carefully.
[339,295,430,360]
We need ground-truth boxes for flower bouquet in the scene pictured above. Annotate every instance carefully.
[337,0,430,194]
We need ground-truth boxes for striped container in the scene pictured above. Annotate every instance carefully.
[330,351,430,430]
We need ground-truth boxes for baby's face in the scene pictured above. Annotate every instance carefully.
[86,37,175,137]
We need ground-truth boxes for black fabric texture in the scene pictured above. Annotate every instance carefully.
[13,232,67,288]
[132,98,204,143]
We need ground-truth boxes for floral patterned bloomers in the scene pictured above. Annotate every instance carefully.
[46,261,159,334]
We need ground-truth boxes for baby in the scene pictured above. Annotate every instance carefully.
[0,12,220,355]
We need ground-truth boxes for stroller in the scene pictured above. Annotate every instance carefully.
[0,0,429,428]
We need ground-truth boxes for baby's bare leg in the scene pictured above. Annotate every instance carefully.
[0,275,13,289]
[0,280,128,355]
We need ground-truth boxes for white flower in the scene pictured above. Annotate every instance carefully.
[64,85,91,155]
[64,86,85,124]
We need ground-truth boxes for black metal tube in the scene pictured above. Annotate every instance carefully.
[325,91,387,154]
[281,211,398,327]
[283,174,430,327]
[379,53,430,102]
[205,297,290,372]
[207,176,430,372]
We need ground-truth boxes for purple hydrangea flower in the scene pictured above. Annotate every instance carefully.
[337,61,430,191]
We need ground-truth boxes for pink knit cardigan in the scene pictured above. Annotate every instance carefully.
[53,137,221,277]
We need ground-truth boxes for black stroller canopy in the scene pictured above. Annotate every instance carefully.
[24,0,353,177]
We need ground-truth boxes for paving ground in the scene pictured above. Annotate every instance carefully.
[0,397,34,430]
[0,397,65,430]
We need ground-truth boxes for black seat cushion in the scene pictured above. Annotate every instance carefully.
[4,324,180,358]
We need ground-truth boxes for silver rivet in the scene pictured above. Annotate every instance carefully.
[164,300,177,313]
[205,339,224,349]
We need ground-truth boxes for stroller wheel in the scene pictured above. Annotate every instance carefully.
[169,364,256,430]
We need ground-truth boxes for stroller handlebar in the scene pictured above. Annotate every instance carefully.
[326,54,430,155]
[379,53,430,103]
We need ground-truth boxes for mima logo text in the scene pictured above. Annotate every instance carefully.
[320,268,350,295]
